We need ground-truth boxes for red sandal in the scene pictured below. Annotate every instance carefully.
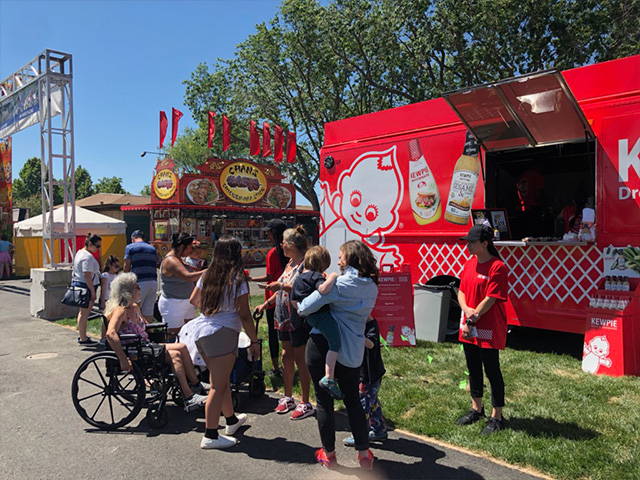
[358,449,375,470]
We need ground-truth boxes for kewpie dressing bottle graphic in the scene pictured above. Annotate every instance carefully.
[385,325,395,346]
[408,139,441,225]
[445,132,481,225]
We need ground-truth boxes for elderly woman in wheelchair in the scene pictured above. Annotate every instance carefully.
[106,273,208,411]
[71,272,208,430]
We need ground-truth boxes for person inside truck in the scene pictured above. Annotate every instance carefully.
[456,225,509,435]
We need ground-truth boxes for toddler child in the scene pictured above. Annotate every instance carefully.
[99,256,121,345]
[291,245,341,398]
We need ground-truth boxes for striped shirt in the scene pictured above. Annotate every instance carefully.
[124,241,158,283]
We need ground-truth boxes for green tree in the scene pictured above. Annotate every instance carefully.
[179,0,639,210]
[75,166,94,199]
[140,185,152,196]
[12,157,42,200]
[13,157,64,214]
[94,177,128,194]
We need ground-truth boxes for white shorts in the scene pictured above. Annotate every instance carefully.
[158,295,197,329]
[138,280,158,317]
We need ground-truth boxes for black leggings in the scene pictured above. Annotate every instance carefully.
[266,308,279,362]
[463,343,505,408]
[306,334,369,452]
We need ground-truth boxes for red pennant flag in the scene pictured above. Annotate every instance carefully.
[286,131,297,164]
[262,122,272,157]
[249,120,260,156]
[222,115,231,151]
[207,112,216,149]
[159,111,168,149]
[171,108,183,146]
[273,125,284,163]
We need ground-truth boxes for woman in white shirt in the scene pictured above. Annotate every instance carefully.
[189,236,260,450]
[71,234,102,345]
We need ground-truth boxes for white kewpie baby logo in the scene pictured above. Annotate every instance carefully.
[582,336,613,374]
[321,145,404,268]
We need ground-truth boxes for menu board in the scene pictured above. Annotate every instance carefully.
[372,264,416,347]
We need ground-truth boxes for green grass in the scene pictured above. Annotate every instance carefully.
[56,297,640,479]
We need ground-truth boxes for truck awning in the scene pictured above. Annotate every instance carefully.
[444,71,594,152]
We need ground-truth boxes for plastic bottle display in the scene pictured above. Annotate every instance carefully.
[408,138,441,225]
[445,131,481,224]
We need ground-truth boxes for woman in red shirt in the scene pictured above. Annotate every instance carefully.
[457,225,509,434]
[250,219,288,375]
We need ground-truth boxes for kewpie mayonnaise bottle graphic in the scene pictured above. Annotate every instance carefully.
[408,138,441,225]
[445,131,480,225]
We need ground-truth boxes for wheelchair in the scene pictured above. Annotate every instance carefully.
[71,316,182,430]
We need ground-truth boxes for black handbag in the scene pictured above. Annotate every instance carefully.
[61,285,91,308]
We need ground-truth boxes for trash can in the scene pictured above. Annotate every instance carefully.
[413,276,461,342]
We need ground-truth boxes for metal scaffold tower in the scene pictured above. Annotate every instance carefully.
[0,50,76,267]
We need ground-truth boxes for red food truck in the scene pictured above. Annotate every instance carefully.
[319,54,640,377]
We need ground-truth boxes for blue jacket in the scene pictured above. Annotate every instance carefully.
[298,266,378,368]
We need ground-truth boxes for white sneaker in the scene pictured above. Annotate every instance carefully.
[200,434,237,449]
[225,413,248,435]
[184,393,208,413]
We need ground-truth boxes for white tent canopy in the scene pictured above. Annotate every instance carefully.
[14,206,126,237]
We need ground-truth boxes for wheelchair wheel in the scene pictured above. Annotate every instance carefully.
[232,389,240,412]
[146,406,168,429]
[71,352,145,430]
[170,385,185,407]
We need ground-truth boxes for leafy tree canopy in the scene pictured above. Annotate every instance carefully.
[177,0,638,209]
[75,166,94,199]
[94,177,128,194]
[12,157,42,200]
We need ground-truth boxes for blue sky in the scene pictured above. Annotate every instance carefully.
[0,0,285,197]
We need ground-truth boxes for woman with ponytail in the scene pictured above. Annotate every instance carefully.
[158,233,204,337]
[456,225,509,435]
[256,225,314,420]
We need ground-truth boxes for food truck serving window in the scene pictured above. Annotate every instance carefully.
[444,71,594,152]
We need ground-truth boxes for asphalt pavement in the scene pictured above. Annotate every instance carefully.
[0,278,546,480]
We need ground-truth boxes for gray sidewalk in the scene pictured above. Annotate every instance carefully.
[0,278,547,480]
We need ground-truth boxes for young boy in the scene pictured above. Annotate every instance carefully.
[344,316,388,445]
[291,245,342,398]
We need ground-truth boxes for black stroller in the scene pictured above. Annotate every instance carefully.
[230,310,266,411]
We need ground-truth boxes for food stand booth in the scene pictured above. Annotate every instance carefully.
[122,157,319,267]
[319,54,640,376]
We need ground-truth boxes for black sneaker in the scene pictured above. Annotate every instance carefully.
[456,408,485,425]
[482,416,505,434]
[77,337,97,345]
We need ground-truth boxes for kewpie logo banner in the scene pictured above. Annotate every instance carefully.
[596,114,640,245]
[319,131,484,271]
[321,145,405,268]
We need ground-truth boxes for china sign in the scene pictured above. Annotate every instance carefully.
[153,169,178,200]
[220,161,267,204]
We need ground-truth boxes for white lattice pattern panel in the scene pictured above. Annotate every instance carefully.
[418,243,470,283]
[497,244,602,305]
[417,243,603,306]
